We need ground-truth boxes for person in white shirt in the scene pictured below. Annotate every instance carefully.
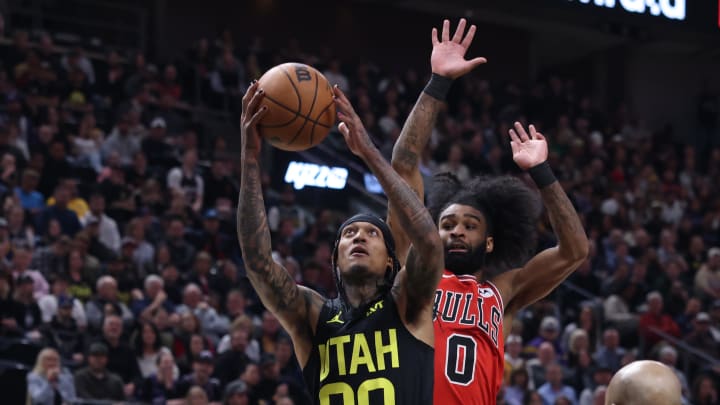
[82,192,121,254]
[37,274,87,329]
[166,148,204,213]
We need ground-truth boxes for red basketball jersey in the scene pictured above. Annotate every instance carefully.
[433,270,505,404]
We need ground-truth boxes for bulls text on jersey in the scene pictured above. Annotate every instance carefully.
[433,287,502,347]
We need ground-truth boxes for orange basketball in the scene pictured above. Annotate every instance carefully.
[256,63,336,151]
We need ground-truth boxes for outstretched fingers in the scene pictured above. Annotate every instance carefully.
[431,27,439,46]
[529,124,545,141]
[452,18,467,43]
[441,19,450,42]
[244,88,265,124]
[242,81,259,113]
[246,105,268,127]
[513,121,530,142]
[461,24,477,49]
[333,85,357,121]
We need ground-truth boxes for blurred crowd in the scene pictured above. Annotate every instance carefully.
[0,13,719,405]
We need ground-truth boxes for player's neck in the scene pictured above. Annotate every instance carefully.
[344,283,383,309]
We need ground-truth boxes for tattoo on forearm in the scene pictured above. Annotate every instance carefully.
[540,182,586,256]
[369,151,437,239]
[364,148,441,310]
[392,94,441,171]
[237,159,300,313]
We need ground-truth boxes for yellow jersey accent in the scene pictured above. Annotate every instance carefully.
[366,300,384,316]
[327,310,344,324]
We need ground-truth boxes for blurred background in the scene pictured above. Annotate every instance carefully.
[0,0,719,404]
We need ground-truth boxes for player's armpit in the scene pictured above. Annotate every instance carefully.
[497,181,588,314]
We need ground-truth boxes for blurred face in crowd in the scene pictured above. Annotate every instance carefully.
[88,353,108,372]
[710,253,720,270]
[538,342,555,365]
[89,194,105,215]
[190,335,204,356]
[183,285,202,308]
[68,249,85,272]
[141,323,157,347]
[8,206,24,229]
[49,141,66,161]
[194,254,212,275]
[103,315,123,340]
[231,329,249,352]
[168,220,185,240]
[158,351,175,374]
[589,364,610,387]
[506,339,522,358]
[54,186,70,206]
[225,291,245,317]
[193,359,213,383]
[183,148,198,168]
[241,363,261,386]
[99,278,118,301]
[546,363,563,386]
[51,276,68,296]
[57,302,73,321]
[262,311,280,336]
[187,386,208,405]
[41,349,60,373]
[203,217,219,234]
[180,312,199,333]
[603,329,619,350]
[227,390,249,405]
[21,170,39,191]
[660,349,677,367]
[12,247,31,271]
[648,294,663,315]
[276,339,293,364]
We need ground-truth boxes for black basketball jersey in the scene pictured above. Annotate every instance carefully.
[302,293,434,405]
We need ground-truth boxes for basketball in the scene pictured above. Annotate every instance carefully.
[256,63,336,151]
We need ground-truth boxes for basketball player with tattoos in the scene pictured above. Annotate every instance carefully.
[386,18,590,404]
[238,79,443,403]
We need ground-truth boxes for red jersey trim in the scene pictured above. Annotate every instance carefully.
[483,280,504,312]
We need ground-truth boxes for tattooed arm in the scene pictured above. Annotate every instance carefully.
[388,18,486,266]
[334,86,442,336]
[494,123,589,318]
[237,83,325,367]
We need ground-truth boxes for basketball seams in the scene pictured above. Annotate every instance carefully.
[285,70,320,147]
[260,94,332,129]
[258,95,301,128]
[310,96,336,142]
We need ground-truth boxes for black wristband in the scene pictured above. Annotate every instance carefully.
[422,73,453,100]
[528,161,557,188]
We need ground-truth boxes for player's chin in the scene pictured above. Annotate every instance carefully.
[341,264,378,285]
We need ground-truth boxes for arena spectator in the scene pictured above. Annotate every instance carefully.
[27,348,76,404]
[74,342,126,401]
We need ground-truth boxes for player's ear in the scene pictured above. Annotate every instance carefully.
[485,237,494,253]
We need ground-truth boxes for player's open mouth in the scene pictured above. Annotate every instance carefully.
[350,247,369,257]
[447,243,469,254]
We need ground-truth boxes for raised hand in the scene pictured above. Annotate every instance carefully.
[240,81,268,160]
[334,85,375,158]
[508,121,549,170]
[431,18,487,79]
